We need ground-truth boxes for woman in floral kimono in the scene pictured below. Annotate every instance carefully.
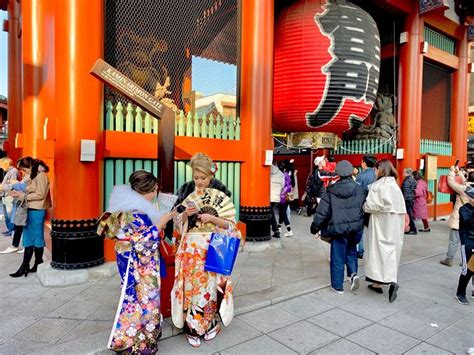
[97,170,175,354]
[171,153,239,348]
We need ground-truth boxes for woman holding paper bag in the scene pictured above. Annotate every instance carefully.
[172,152,240,348]
[97,170,175,353]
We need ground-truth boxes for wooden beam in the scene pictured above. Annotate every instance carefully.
[424,44,460,69]
[175,136,244,161]
[104,131,158,159]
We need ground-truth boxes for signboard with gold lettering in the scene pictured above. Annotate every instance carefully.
[287,132,340,149]
[425,154,438,180]
[90,58,174,121]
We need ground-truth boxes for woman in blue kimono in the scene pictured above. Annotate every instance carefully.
[97,170,175,354]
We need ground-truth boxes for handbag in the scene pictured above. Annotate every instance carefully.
[467,255,474,272]
[426,191,434,204]
[12,199,28,226]
[438,175,463,194]
[285,192,294,203]
[204,231,240,276]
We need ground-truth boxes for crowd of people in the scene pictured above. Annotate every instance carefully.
[1,151,472,353]
[271,154,472,307]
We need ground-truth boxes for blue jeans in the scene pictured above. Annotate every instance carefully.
[356,229,364,255]
[330,233,362,290]
[2,203,15,233]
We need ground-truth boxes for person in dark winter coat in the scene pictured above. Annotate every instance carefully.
[455,186,474,305]
[310,160,368,294]
[401,168,417,235]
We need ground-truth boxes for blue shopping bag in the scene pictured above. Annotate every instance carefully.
[204,232,240,276]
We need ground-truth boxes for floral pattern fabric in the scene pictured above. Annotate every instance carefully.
[171,228,237,336]
[105,212,162,353]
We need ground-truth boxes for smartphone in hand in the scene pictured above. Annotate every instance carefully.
[186,200,197,209]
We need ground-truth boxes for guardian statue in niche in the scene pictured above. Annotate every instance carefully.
[352,93,396,140]
[117,28,169,94]
[116,27,178,112]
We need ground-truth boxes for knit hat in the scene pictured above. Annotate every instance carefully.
[335,160,353,177]
[314,155,325,166]
[465,185,474,199]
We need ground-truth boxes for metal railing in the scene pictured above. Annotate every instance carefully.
[105,101,240,140]
[424,27,455,55]
[420,139,452,156]
[330,138,395,155]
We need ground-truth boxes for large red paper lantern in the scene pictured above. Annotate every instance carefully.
[273,0,380,133]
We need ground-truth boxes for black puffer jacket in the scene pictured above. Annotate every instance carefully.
[401,175,417,202]
[459,202,474,248]
[310,177,367,238]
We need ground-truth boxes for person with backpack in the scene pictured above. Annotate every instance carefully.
[270,163,285,238]
[401,168,418,235]
[455,186,474,305]
[310,160,367,294]
[303,156,336,216]
[413,171,431,232]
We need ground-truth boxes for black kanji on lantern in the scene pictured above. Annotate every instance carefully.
[306,0,380,128]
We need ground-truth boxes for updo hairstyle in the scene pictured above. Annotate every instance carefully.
[129,170,158,195]
[190,153,213,177]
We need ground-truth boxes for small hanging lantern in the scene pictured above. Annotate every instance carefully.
[273,0,381,134]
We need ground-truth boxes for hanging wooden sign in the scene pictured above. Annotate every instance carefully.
[90,58,175,121]
[468,25,474,42]
[419,0,449,15]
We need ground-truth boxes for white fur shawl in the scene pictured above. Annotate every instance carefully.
[108,185,162,226]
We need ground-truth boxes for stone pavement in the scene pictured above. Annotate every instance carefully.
[0,213,472,354]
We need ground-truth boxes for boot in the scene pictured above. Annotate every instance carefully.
[439,258,453,267]
[29,247,44,273]
[10,246,34,278]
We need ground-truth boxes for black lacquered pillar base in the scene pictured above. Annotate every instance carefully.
[239,206,272,241]
[51,218,104,270]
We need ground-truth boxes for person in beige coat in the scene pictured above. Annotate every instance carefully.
[363,159,406,303]
[9,157,51,277]
[440,166,470,267]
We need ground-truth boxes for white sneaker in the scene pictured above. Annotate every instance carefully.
[17,249,24,254]
[0,246,19,254]
[350,274,360,292]
[331,287,344,294]
[284,230,293,237]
